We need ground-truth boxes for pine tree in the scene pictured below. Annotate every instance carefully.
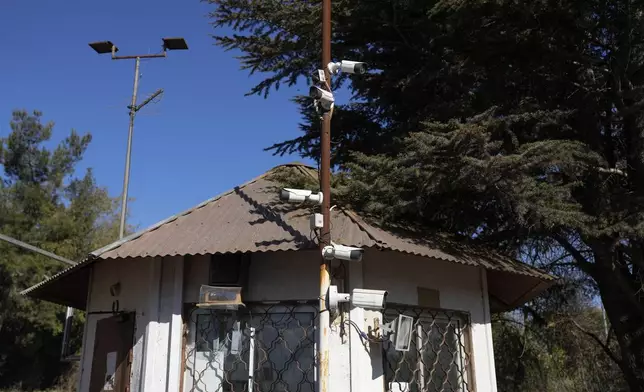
[208,0,644,389]
[0,110,120,389]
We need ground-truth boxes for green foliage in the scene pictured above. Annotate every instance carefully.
[0,110,120,390]
[493,306,626,392]
[209,0,644,389]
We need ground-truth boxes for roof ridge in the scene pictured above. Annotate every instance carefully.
[295,163,319,182]
[280,161,315,168]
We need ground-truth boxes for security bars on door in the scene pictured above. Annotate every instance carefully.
[183,301,318,392]
[383,305,474,392]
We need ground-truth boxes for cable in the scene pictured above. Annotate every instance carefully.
[344,320,387,344]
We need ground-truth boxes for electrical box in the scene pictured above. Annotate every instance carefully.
[316,69,326,83]
[310,213,324,230]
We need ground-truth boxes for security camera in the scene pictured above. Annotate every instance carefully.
[340,60,368,74]
[280,188,323,204]
[314,99,333,114]
[322,243,364,262]
[327,60,368,75]
[309,86,334,113]
[309,86,333,100]
[352,288,388,310]
[327,285,350,312]
[334,244,364,261]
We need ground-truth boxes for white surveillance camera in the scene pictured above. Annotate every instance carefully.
[334,244,364,261]
[314,99,334,113]
[327,60,368,75]
[309,86,335,112]
[309,86,334,102]
[327,62,341,75]
[322,245,335,260]
[280,188,323,204]
[327,285,351,312]
[340,60,368,74]
[352,288,388,310]
[322,243,364,262]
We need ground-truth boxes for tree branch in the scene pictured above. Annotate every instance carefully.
[552,234,595,275]
[569,318,623,369]
[597,167,628,177]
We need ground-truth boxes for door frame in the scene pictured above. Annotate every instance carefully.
[88,312,136,392]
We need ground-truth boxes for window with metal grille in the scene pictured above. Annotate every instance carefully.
[383,305,474,392]
[183,301,318,392]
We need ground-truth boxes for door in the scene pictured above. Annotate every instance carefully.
[89,313,135,392]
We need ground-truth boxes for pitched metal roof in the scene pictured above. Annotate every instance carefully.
[22,162,555,311]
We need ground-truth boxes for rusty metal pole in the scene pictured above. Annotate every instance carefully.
[318,0,332,390]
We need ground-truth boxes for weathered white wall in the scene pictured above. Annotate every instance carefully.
[80,251,320,392]
[183,251,319,302]
[140,256,185,392]
[80,249,496,392]
[78,256,184,392]
[348,257,385,392]
[79,256,154,392]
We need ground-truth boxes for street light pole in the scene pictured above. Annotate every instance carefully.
[119,56,141,239]
[89,38,188,239]
[318,0,332,391]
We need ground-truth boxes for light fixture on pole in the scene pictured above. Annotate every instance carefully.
[89,37,188,239]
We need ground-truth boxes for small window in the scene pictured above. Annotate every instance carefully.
[209,253,249,286]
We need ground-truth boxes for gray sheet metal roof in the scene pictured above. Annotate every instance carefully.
[22,162,554,310]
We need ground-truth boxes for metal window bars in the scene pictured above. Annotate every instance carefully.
[183,301,473,392]
[382,305,474,392]
[183,301,318,392]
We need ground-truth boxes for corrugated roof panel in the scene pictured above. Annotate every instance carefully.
[22,162,555,309]
[97,176,383,260]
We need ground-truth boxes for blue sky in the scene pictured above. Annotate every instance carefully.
[0,0,322,231]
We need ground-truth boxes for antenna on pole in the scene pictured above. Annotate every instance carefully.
[134,88,164,112]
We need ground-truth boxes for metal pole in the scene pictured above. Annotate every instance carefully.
[0,233,75,266]
[61,306,74,359]
[318,0,332,391]
[119,56,141,239]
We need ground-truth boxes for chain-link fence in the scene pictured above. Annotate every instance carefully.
[382,305,474,392]
[183,301,318,392]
